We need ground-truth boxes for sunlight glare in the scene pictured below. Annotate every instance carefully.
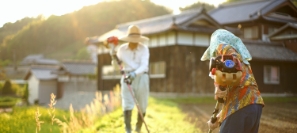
[0,0,100,26]
[151,0,227,15]
[1,0,227,27]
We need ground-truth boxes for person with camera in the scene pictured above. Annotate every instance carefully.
[201,29,265,133]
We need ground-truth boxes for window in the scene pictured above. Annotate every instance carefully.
[243,26,258,39]
[149,61,166,78]
[264,66,280,84]
[102,65,121,79]
[268,27,278,34]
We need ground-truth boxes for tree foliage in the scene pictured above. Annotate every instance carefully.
[0,0,170,62]
[0,65,6,80]
[0,16,42,44]
[179,1,215,11]
[0,80,28,98]
[226,0,242,3]
[1,80,15,96]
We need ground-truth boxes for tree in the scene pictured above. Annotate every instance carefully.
[0,0,171,62]
[225,0,244,3]
[1,80,15,96]
[75,48,90,60]
[179,2,215,11]
[0,65,6,80]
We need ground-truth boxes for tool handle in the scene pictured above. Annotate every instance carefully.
[217,86,226,103]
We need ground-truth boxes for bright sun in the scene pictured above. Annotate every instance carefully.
[0,0,99,26]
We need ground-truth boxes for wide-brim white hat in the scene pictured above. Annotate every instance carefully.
[119,25,149,43]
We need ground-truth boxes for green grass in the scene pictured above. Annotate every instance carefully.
[3,95,294,133]
[160,96,297,104]
[0,106,70,133]
[261,96,297,103]
[164,96,216,104]
[87,97,201,133]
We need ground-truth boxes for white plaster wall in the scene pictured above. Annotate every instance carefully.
[194,33,209,46]
[159,34,167,46]
[149,35,158,47]
[178,32,193,45]
[28,75,39,105]
[167,32,176,45]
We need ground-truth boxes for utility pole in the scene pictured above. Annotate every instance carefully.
[13,49,17,71]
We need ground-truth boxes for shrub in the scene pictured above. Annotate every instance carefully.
[0,97,20,108]
[1,80,15,96]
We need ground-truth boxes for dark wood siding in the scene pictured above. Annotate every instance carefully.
[97,46,297,93]
[97,45,215,93]
[149,45,213,93]
[250,60,297,93]
[97,54,120,91]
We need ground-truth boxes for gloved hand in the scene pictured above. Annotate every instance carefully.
[124,72,136,84]
[214,86,227,100]
[207,111,221,130]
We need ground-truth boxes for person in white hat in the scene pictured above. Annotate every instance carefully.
[110,25,149,133]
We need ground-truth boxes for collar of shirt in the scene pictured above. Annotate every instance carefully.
[117,43,149,74]
[124,43,140,51]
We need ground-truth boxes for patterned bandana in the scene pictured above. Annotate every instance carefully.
[201,29,252,64]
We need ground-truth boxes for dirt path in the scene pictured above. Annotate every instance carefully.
[180,102,297,133]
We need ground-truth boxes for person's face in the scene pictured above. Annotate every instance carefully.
[128,42,138,50]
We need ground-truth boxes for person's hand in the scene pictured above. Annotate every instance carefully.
[207,111,221,130]
[207,119,220,130]
[214,86,227,100]
[124,72,136,84]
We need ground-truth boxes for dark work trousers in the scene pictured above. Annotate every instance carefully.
[220,104,263,133]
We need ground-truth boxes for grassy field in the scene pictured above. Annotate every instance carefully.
[0,106,70,133]
[1,95,296,133]
[0,96,200,133]
[84,98,200,133]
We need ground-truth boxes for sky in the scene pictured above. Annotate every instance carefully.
[0,0,226,27]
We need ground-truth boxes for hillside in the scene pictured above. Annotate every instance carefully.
[0,0,171,64]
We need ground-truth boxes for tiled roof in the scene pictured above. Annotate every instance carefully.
[209,0,288,24]
[243,40,297,61]
[3,66,30,80]
[31,69,57,80]
[97,8,223,42]
[35,59,60,65]
[268,23,297,38]
[21,54,44,65]
[117,8,204,34]
[62,61,96,75]
[28,65,61,80]
[21,54,59,65]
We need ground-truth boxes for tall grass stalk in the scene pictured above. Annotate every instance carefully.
[48,93,57,132]
[35,107,44,133]
[35,84,122,133]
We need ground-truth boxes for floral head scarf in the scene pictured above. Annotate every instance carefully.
[201,29,252,64]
